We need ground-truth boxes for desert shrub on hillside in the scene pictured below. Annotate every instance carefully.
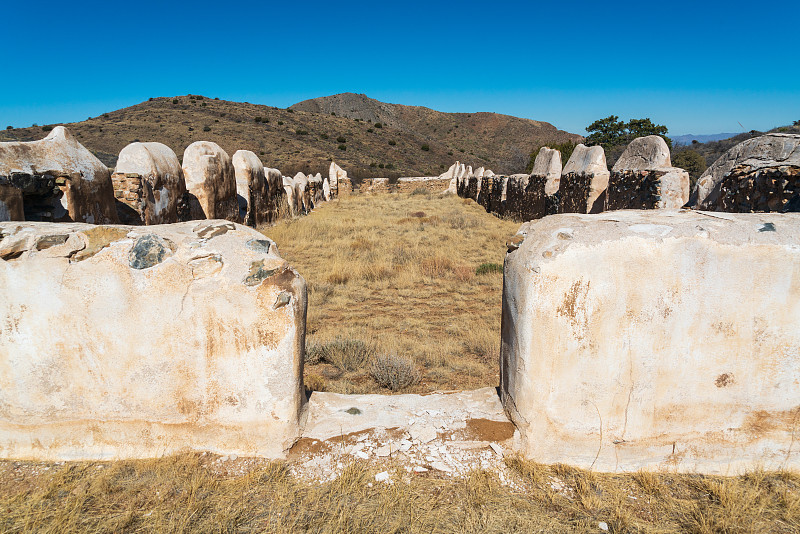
[421,144,430,151]
[307,338,374,371]
[369,353,420,391]
[338,144,347,151]
[388,140,396,146]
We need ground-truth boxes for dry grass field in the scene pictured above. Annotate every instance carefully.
[266,190,519,394]
[2,454,798,533]
[1,191,799,532]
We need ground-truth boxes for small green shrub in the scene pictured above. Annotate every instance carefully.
[374,123,382,128]
[203,126,211,132]
[338,144,347,151]
[388,140,396,146]
[421,144,430,151]
[476,262,503,275]
[386,163,394,169]
[296,129,308,135]
[5,126,12,130]
[254,117,263,122]
[336,136,346,143]
[320,133,329,139]
[448,151,453,155]
[287,108,294,113]
[277,121,284,125]
[41,125,53,131]
[369,354,420,391]
[172,99,178,104]
[367,128,374,133]
[378,163,384,169]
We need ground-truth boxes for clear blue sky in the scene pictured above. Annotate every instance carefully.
[3,0,798,136]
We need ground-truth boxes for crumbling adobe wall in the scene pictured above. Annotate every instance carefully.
[558,144,609,214]
[606,168,689,211]
[692,133,800,210]
[182,142,240,222]
[478,175,494,211]
[0,181,24,221]
[0,221,307,460]
[501,210,800,473]
[0,127,118,224]
[717,164,800,212]
[504,174,552,221]
[489,176,507,215]
[113,142,187,225]
[606,136,689,211]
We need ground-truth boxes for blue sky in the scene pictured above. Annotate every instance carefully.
[2,0,798,136]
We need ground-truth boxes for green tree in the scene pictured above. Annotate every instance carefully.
[672,149,707,190]
[586,116,671,150]
[585,116,626,148]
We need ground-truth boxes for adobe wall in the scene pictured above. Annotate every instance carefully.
[0,221,307,460]
[501,210,800,473]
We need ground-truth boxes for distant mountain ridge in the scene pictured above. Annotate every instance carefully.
[671,133,739,145]
[0,93,582,178]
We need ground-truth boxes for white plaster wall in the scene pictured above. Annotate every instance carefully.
[501,210,800,473]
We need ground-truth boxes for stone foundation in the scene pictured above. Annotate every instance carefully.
[501,210,800,473]
[0,221,306,460]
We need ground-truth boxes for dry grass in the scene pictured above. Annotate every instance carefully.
[265,192,519,394]
[1,455,797,533]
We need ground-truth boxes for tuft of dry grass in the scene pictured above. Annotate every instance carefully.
[1,455,797,533]
[266,191,518,393]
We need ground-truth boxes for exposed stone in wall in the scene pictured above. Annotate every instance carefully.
[558,144,609,214]
[489,176,508,215]
[233,150,268,227]
[265,167,287,222]
[0,220,307,460]
[501,210,800,473]
[606,136,689,211]
[182,141,239,222]
[478,175,495,212]
[717,164,800,212]
[0,127,118,224]
[113,142,187,225]
[0,181,24,221]
[692,133,800,211]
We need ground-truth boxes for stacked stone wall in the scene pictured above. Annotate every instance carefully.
[489,177,506,215]
[605,170,662,211]
[556,172,592,214]
[717,165,800,212]
[112,172,145,224]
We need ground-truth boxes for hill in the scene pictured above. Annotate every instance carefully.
[0,94,581,178]
[673,121,800,167]
[671,132,738,145]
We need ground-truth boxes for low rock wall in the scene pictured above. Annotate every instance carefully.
[0,221,307,460]
[717,164,800,213]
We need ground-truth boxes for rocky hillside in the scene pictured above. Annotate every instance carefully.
[0,94,581,178]
[291,93,581,174]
